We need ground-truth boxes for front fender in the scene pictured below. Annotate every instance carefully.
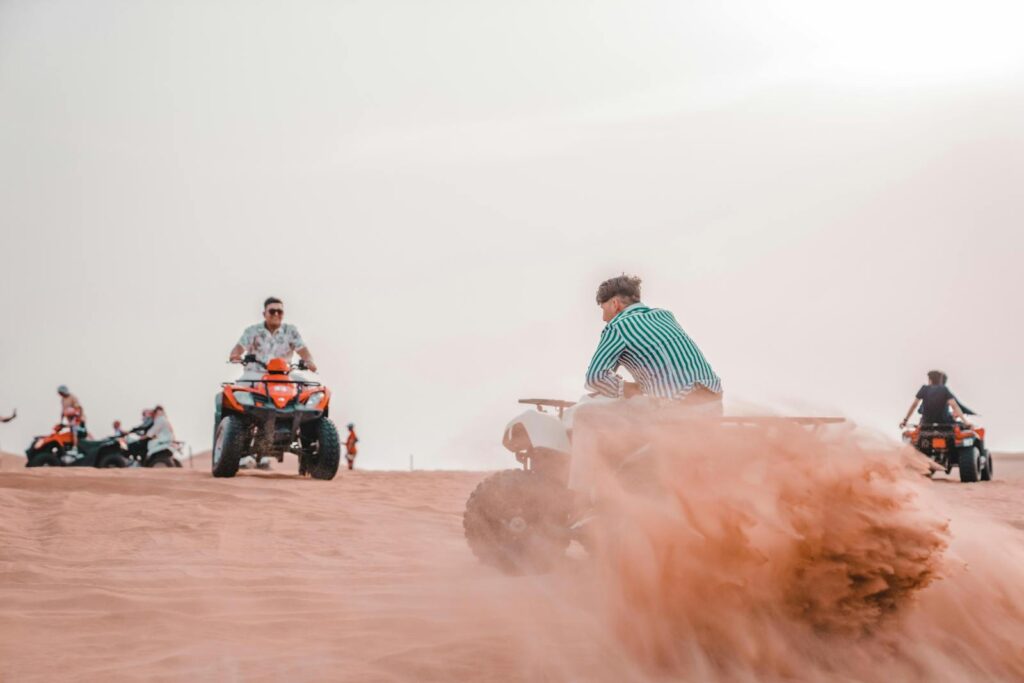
[503,410,570,454]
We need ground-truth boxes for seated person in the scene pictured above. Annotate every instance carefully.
[901,370,972,429]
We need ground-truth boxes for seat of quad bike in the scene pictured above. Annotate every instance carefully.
[919,422,956,432]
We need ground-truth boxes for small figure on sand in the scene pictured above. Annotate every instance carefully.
[0,409,15,423]
[346,423,359,470]
[57,385,87,459]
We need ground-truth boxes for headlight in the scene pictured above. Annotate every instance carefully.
[304,392,325,409]
[235,391,255,406]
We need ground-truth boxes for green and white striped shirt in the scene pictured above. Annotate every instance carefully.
[585,303,722,399]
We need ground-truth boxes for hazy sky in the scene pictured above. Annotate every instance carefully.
[2,0,1023,467]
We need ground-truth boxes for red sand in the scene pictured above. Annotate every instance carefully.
[1,447,1022,682]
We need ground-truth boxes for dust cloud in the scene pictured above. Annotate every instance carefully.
[2,428,1023,682]
[575,417,1024,681]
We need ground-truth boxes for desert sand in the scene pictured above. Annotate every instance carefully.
[1,446,1023,682]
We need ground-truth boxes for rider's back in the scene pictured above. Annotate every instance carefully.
[917,384,955,424]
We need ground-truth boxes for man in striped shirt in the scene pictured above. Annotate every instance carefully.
[586,276,722,402]
[569,275,723,494]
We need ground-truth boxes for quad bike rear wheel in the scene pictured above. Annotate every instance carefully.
[958,445,980,483]
[148,454,175,468]
[463,469,571,574]
[212,416,248,478]
[306,419,341,481]
[981,450,994,481]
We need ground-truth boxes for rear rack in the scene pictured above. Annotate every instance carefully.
[716,417,845,425]
[519,398,577,418]
[517,398,845,426]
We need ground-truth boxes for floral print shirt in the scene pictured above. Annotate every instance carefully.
[237,323,306,368]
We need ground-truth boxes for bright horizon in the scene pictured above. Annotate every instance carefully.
[2,0,1023,467]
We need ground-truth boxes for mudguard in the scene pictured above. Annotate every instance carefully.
[504,410,570,454]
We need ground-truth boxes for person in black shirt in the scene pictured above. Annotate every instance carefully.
[900,370,972,428]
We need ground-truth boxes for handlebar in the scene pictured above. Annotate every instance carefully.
[230,355,310,371]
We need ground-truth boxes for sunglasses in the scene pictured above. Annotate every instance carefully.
[266,308,284,316]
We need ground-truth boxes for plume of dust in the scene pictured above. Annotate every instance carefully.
[574,414,1024,681]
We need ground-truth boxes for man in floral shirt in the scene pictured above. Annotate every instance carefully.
[229,297,318,374]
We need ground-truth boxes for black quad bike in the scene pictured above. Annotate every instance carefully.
[211,355,341,480]
[24,424,131,468]
[902,422,993,483]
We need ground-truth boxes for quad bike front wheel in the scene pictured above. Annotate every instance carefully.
[212,416,248,478]
[463,469,572,574]
[303,419,341,481]
[147,454,176,468]
[27,450,61,467]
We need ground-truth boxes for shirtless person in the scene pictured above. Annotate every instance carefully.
[57,385,87,456]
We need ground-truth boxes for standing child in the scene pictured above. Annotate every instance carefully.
[345,423,359,470]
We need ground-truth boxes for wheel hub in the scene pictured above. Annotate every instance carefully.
[507,516,527,534]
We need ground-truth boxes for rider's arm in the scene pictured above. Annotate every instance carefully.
[289,326,317,372]
[296,346,317,372]
[585,325,627,398]
[900,399,921,427]
[947,398,972,427]
[231,325,256,361]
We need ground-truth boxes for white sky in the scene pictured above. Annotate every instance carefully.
[2,0,1023,467]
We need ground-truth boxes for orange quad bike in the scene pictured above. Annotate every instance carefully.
[24,423,131,468]
[212,355,341,479]
[902,422,993,483]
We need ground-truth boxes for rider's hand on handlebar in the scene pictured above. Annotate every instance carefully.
[305,360,318,373]
[899,420,907,429]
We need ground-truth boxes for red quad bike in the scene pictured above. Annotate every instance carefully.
[902,422,993,483]
[212,355,341,479]
[24,424,131,468]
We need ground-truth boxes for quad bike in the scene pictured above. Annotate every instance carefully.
[211,355,341,479]
[463,396,844,574]
[24,423,130,468]
[902,422,992,483]
[124,429,185,468]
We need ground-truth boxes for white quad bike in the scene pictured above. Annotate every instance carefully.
[124,430,185,468]
[463,396,844,574]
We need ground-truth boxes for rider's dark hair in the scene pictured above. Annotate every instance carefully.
[264,297,283,310]
[927,370,944,385]
[596,275,642,305]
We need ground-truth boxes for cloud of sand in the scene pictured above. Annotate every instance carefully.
[557,415,1024,681]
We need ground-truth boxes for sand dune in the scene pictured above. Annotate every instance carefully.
[1,449,1023,682]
